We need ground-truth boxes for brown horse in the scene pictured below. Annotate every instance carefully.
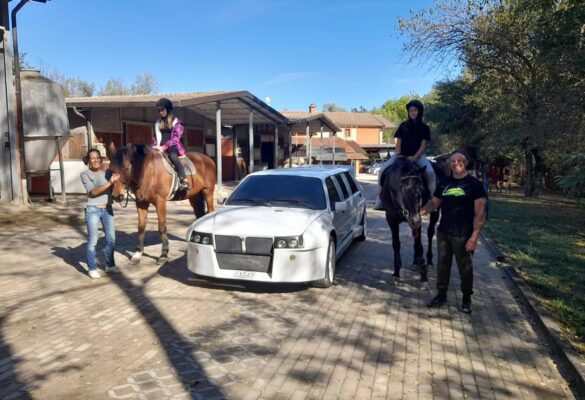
[107,143,216,264]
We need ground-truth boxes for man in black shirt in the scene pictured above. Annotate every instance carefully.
[421,150,487,313]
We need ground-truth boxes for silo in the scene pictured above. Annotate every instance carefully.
[20,68,70,197]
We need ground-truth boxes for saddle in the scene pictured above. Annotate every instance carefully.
[159,152,197,200]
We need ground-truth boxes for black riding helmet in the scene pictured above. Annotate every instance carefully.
[156,98,173,112]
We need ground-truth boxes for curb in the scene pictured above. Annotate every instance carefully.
[481,233,585,398]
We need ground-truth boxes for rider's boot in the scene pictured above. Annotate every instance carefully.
[178,177,190,191]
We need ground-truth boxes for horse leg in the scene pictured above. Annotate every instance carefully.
[413,227,428,282]
[155,200,169,265]
[131,201,149,265]
[204,186,215,213]
[426,211,439,266]
[189,192,205,218]
[390,221,401,281]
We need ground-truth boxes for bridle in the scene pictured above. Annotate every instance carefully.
[113,178,135,208]
[399,174,423,218]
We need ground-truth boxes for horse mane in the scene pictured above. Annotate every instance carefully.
[111,143,151,167]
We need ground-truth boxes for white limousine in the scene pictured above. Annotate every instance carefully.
[186,166,367,287]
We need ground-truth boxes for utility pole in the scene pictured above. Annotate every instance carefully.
[0,0,22,203]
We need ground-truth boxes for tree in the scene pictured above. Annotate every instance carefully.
[98,77,127,96]
[322,103,347,112]
[44,69,95,97]
[350,106,368,113]
[130,73,158,95]
[397,0,585,197]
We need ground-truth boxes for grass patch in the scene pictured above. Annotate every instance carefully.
[484,191,585,353]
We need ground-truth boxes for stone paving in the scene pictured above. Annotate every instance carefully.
[0,175,575,399]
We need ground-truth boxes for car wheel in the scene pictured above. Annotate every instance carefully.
[313,238,336,288]
[356,210,367,241]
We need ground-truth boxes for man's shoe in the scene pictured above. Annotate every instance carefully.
[426,293,447,308]
[106,266,121,274]
[88,269,101,279]
[461,296,472,314]
[373,197,384,210]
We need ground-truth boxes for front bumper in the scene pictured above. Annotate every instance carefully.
[187,242,328,283]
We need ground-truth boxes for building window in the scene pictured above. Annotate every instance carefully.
[345,128,350,138]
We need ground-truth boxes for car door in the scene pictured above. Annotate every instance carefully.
[325,176,351,244]
[330,175,353,245]
[342,171,366,230]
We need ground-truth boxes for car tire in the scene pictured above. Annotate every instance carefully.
[356,210,367,241]
[313,238,336,288]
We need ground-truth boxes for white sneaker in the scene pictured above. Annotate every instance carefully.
[88,270,101,279]
[106,266,121,274]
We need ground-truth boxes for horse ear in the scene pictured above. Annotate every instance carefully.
[106,142,117,160]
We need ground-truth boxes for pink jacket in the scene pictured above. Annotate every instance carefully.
[153,117,186,156]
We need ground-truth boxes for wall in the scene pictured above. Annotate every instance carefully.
[355,127,381,145]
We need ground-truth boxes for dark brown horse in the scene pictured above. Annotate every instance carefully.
[107,143,216,264]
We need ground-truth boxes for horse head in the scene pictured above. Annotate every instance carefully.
[381,157,427,231]
[107,142,146,202]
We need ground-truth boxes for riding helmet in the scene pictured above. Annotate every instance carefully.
[156,98,173,112]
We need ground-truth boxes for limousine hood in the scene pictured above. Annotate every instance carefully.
[191,206,325,237]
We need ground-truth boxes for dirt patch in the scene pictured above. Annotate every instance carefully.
[0,200,84,233]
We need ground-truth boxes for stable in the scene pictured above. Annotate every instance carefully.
[60,92,289,194]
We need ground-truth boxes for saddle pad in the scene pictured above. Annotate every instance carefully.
[161,153,196,177]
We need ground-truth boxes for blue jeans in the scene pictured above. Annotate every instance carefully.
[85,206,116,270]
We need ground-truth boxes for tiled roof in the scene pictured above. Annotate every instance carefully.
[281,111,397,129]
[292,136,369,160]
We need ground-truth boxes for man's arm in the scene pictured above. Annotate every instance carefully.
[466,197,487,251]
[420,196,442,216]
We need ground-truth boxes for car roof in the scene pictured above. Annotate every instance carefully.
[249,165,355,180]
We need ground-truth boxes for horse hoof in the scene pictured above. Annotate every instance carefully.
[157,257,169,265]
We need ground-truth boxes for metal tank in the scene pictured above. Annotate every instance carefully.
[20,68,70,172]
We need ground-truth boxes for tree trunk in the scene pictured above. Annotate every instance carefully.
[532,148,544,197]
[524,149,534,197]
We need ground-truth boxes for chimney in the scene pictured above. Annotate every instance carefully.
[309,103,317,114]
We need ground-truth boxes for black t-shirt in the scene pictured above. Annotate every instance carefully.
[394,120,431,156]
[435,175,487,237]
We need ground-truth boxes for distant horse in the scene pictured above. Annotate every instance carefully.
[107,143,216,265]
[381,157,444,282]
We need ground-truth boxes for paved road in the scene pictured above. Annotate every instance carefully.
[0,175,574,399]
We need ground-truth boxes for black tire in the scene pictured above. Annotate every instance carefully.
[356,210,367,241]
[313,238,336,288]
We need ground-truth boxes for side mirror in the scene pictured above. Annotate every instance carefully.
[334,201,348,212]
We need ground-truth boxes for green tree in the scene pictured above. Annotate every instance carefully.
[322,103,347,112]
[397,0,585,197]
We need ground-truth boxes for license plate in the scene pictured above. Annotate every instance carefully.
[233,271,255,279]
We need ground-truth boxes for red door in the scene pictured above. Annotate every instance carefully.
[126,124,153,146]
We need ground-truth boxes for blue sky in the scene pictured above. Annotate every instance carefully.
[16,0,449,111]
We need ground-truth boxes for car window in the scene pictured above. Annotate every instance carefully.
[325,177,341,207]
[226,175,327,210]
[333,174,349,199]
[343,172,359,194]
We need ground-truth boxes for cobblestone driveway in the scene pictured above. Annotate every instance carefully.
[0,177,574,399]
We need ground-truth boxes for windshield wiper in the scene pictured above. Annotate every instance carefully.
[272,198,316,209]
[228,197,269,206]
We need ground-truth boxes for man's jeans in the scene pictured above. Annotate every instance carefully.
[85,206,116,271]
[436,231,474,297]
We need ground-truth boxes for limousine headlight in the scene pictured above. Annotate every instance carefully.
[274,236,303,249]
[190,231,213,245]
